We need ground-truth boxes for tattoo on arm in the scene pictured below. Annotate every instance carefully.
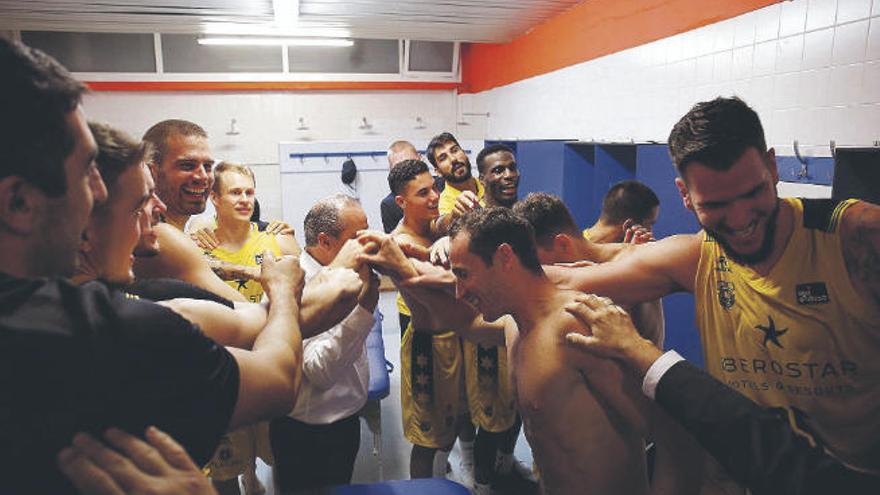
[847,205,880,306]
[208,259,259,281]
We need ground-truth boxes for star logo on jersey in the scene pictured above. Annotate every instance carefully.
[236,279,248,290]
[717,280,735,310]
[415,354,429,368]
[755,315,788,349]
[480,356,495,371]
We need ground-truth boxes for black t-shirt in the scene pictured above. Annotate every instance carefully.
[0,274,240,494]
[126,277,235,308]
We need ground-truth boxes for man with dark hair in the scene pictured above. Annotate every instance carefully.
[426,132,482,236]
[386,159,472,479]
[583,180,659,244]
[0,38,306,494]
[142,119,212,231]
[381,140,421,233]
[551,96,880,482]
[514,192,664,347]
[73,122,155,286]
[381,140,445,234]
[475,144,519,209]
[447,207,657,494]
[135,118,248,301]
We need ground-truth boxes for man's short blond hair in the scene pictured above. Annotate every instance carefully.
[212,161,255,194]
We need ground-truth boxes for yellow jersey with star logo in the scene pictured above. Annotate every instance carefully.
[208,223,280,303]
[695,197,880,471]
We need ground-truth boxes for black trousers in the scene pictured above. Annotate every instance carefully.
[270,414,361,493]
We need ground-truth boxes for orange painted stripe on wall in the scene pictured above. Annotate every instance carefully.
[460,0,779,94]
[85,81,459,92]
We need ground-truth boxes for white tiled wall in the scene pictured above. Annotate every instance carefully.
[471,0,880,158]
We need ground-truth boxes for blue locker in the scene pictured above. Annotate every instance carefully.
[636,144,704,367]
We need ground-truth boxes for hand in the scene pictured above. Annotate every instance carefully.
[260,251,305,301]
[563,294,662,376]
[398,240,430,261]
[622,220,655,244]
[452,191,481,218]
[329,238,371,271]
[190,228,220,251]
[358,268,380,312]
[265,220,295,237]
[356,231,417,279]
[58,427,218,495]
[429,236,451,268]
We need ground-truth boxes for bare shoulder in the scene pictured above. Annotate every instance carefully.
[134,224,203,278]
[839,200,880,306]
[275,232,302,257]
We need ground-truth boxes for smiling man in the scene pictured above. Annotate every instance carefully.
[0,38,306,495]
[476,144,519,208]
[550,97,880,483]
[132,119,247,301]
[426,132,483,236]
[448,207,654,495]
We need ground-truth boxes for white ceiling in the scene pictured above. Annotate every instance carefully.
[0,0,584,43]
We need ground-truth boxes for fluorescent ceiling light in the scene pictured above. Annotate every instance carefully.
[198,36,353,47]
[201,22,351,38]
[273,0,299,28]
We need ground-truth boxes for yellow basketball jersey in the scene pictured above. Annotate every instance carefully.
[438,178,485,216]
[209,223,280,303]
[695,197,880,471]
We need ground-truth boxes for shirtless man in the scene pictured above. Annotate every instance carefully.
[136,119,246,301]
[448,207,652,494]
[513,192,664,347]
[384,159,468,479]
[550,96,880,479]
[583,180,659,244]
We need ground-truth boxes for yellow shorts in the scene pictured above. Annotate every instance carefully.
[401,323,464,449]
[202,422,274,480]
[462,339,516,432]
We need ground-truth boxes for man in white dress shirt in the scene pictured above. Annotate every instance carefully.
[269,194,379,492]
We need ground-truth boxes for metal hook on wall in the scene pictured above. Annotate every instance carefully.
[793,139,809,179]
[226,118,240,136]
[296,117,309,131]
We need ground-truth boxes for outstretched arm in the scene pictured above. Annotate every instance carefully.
[299,267,363,338]
[546,234,700,306]
[226,253,304,429]
[158,299,268,349]
[134,224,247,303]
